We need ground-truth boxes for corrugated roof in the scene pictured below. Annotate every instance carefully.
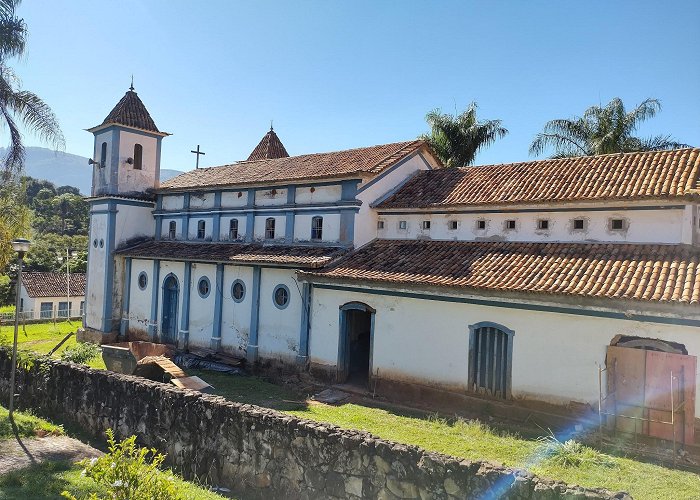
[21,272,86,298]
[116,240,347,268]
[302,239,700,305]
[247,128,289,161]
[160,140,429,190]
[378,148,700,208]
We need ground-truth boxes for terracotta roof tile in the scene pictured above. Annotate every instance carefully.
[247,128,290,161]
[160,140,428,190]
[303,239,700,305]
[116,240,347,269]
[99,89,160,133]
[378,148,700,208]
[21,272,86,298]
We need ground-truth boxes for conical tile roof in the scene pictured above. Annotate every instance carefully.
[101,88,160,133]
[247,127,289,161]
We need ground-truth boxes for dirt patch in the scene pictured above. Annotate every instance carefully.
[0,435,101,475]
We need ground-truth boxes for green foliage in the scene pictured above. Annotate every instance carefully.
[536,431,616,468]
[530,97,690,158]
[60,342,101,365]
[0,273,11,304]
[0,403,64,438]
[62,429,180,500]
[24,233,88,272]
[420,102,508,167]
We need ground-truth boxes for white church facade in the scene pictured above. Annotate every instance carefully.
[84,88,700,427]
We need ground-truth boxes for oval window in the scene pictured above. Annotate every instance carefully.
[99,239,104,248]
[93,239,98,248]
[198,277,210,298]
[231,280,245,303]
[137,272,148,290]
[273,284,290,309]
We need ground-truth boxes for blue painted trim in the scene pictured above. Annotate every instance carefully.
[109,128,120,194]
[178,261,191,349]
[161,273,180,344]
[182,193,190,239]
[377,204,688,216]
[339,211,355,245]
[245,212,255,242]
[88,197,155,208]
[148,259,160,339]
[341,180,360,201]
[297,282,311,363]
[119,257,132,337]
[137,271,148,290]
[286,185,296,204]
[336,301,376,383]
[273,284,291,310]
[89,209,112,215]
[101,202,117,332]
[247,188,255,208]
[155,136,163,187]
[91,123,168,139]
[247,266,262,363]
[157,178,365,196]
[312,283,700,328]
[357,150,421,194]
[152,203,361,217]
[339,301,376,313]
[197,276,211,298]
[231,279,246,303]
[212,263,224,350]
[286,186,296,242]
[155,195,163,241]
[212,192,222,242]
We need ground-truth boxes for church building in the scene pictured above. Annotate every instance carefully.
[84,87,700,435]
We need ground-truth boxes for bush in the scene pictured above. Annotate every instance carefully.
[536,430,616,468]
[60,342,101,364]
[62,429,180,500]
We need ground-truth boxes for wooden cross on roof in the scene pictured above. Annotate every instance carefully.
[191,145,205,169]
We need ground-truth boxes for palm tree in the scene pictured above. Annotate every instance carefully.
[420,103,508,167]
[0,0,63,180]
[530,98,689,158]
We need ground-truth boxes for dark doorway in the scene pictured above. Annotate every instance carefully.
[338,303,374,386]
[161,275,179,345]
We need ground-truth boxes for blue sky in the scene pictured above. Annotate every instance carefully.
[16,0,700,172]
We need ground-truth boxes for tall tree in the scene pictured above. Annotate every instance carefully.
[530,98,689,158]
[420,103,508,167]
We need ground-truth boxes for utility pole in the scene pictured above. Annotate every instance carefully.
[66,248,70,319]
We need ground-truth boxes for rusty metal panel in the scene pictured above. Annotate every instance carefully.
[606,346,647,434]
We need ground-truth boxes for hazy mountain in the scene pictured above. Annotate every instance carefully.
[2,146,184,195]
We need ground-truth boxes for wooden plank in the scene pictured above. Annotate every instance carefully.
[172,376,213,392]
[606,346,646,435]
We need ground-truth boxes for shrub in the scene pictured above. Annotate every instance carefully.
[62,429,180,500]
[536,430,616,468]
[61,342,101,364]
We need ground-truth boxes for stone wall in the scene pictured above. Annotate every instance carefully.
[0,350,629,500]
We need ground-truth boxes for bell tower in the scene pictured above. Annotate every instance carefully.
[83,85,169,338]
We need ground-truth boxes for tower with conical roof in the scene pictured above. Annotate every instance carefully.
[84,85,169,337]
[247,126,289,161]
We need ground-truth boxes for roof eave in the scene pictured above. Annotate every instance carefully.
[86,123,171,137]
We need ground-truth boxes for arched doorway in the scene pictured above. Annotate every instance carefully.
[338,302,375,386]
[161,274,179,345]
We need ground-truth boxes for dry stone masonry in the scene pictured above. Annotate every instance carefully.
[0,350,630,500]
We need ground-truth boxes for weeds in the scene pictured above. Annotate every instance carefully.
[536,430,616,468]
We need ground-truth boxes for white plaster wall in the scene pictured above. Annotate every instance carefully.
[85,211,107,330]
[115,205,155,245]
[295,185,342,204]
[156,260,186,341]
[117,131,159,193]
[188,263,217,348]
[254,215,286,241]
[255,188,288,206]
[219,216,246,241]
[162,195,184,211]
[309,285,700,414]
[161,218,182,239]
[294,213,341,243]
[92,131,112,196]
[258,268,302,362]
[127,259,153,337]
[377,207,686,244]
[188,216,214,240]
[189,192,216,210]
[355,153,434,247]
[19,294,85,319]
[220,265,254,356]
[221,190,249,208]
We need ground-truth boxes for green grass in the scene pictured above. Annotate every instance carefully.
[0,460,228,499]
[198,371,700,500]
[0,320,105,369]
[0,405,63,439]
[0,306,14,314]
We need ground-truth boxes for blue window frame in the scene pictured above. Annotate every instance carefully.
[231,279,246,303]
[138,271,148,290]
[272,284,290,309]
[197,276,211,298]
[58,301,69,318]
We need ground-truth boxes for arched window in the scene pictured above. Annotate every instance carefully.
[168,221,177,239]
[468,322,515,399]
[133,144,143,170]
[100,142,107,168]
[311,216,323,240]
[197,220,206,239]
[229,219,239,240]
[265,217,275,239]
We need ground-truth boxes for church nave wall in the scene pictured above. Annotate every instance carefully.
[220,265,254,357]
[188,263,217,348]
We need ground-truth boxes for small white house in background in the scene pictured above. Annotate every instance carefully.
[19,272,86,320]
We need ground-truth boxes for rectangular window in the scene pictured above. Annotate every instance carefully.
[80,301,85,316]
[40,302,53,319]
[398,220,407,230]
[537,219,550,230]
[377,220,385,230]
[229,219,239,240]
[168,221,176,239]
[448,220,458,230]
[265,218,276,239]
[197,220,206,239]
[572,218,585,231]
[19,298,23,312]
[476,220,486,230]
[610,218,625,231]
[58,301,69,318]
[133,144,143,170]
[422,220,431,230]
[505,220,516,230]
[311,216,323,240]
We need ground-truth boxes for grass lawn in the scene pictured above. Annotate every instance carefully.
[199,371,700,500]
[0,405,63,439]
[0,320,106,369]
